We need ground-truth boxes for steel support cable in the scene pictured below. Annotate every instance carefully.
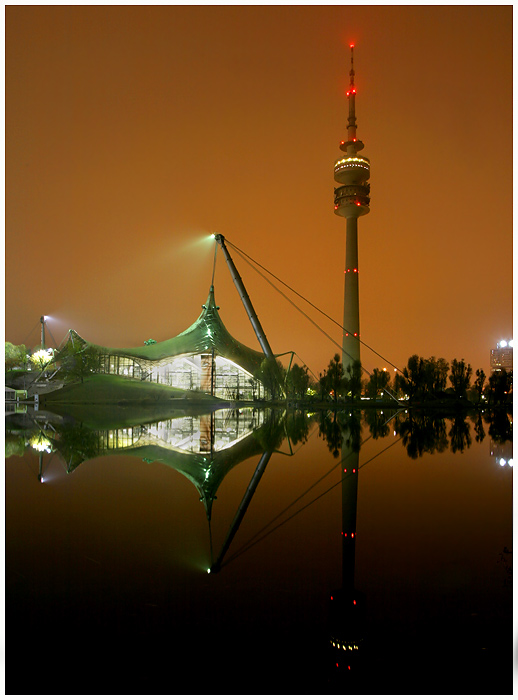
[221,409,402,566]
[227,242,369,375]
[20,322,40,348]
[227,241,403,406]
[282,423,322,457]
[222,428,375,567]
[293,352,320,382]
[220,434,403,569]
[221,445,363,568]
[27,330,76,388]
[20,320,58,350]
[45,325,59,349]
[225,239,404,375]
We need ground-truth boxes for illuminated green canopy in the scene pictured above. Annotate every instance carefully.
[65,285,267,376]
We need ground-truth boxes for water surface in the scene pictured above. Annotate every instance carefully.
[6,406,512,694]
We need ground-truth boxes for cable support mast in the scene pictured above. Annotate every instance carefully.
[213,234,275,361]
[222,238,403,406]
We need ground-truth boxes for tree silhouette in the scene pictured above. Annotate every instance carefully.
[364,409,391,438]
[318,410,342,457]
[365,367,390,398]
[326,354,345,402]
[473,368,486,403]
[427,356,450,395]
[285,410,312,447]
[286,363,310,400]
[318,370,329,402]
[449,415,472,453]
[486,369,512,405]
[395,412,448,459]
[255,358,285,400]
[57,344,102,383]
[449,358,472,399]
[399,355,423,401]
[344,359,363,401]
[471,412,486,443]
[399,355,450,401]
[5,342,29,370]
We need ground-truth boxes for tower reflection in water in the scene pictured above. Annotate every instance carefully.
[328,419,364,680]
[8,405,512,692]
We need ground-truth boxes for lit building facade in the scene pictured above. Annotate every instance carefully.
[490,339,513,373]
[334,45,371,375]
[62,286,270,400]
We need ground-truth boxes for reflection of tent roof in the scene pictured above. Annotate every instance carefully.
[112,429,268,520]
[65,286,267,376]
[51,409,286,520]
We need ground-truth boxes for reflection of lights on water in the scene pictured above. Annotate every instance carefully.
[30,436,52,453]
[39,474,61,484]
[330,637,360,651]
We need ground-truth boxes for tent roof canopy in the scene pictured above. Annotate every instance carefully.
[65,286,268,376]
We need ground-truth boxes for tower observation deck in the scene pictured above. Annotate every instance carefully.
[334,45,371,375]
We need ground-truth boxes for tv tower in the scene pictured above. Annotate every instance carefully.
[334,45,371,375]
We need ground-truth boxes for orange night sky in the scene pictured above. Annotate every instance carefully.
[5,5,513,379]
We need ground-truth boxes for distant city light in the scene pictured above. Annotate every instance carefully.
[497,339,512,349]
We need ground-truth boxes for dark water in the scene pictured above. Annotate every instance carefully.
[6,406,513,694]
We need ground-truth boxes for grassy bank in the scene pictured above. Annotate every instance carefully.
[42,374,227,406]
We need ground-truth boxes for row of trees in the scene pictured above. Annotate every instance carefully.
[5,340,513,406]
[392,354,512,404]
[284,353,512,406]
[5,340,101,384]
[316,406,512,460]
[5,342,56,372]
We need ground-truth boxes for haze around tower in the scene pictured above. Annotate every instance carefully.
[5,5,512,378]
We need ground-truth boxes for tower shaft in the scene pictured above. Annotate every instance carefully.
[343,219,360,369]
[341,438,359,590]
[333,45,370,377]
